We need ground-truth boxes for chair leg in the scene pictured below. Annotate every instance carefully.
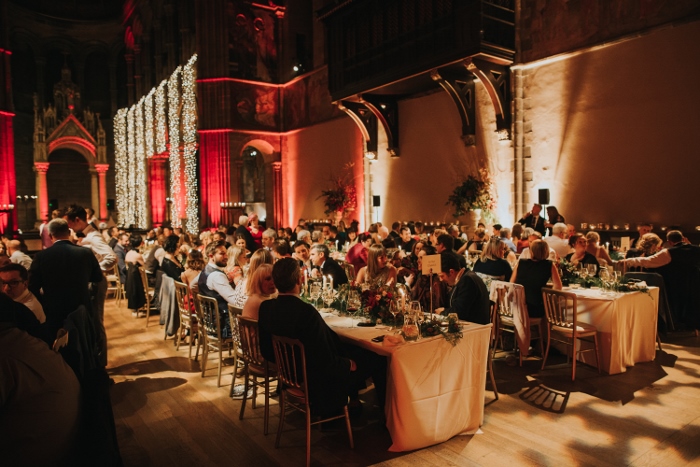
[239,366,249,420]
[305,407,312,467]
[194,331,202,362]
[571,338,578,381]
[187,327,194,359]
[275,390,286,448]
[264,374,270,435]
[541,325,552,371]
[656,332,663,351]
[217,346,223,387]
[537,323,545,357]
[175,324,182,351]
[488,353,499,400]
[343,405,354,449]
[593,333,601,374]
[200,345,209,378]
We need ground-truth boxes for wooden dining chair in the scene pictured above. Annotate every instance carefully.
[237,316,277,435]
[197,294,234,387]
[138,267,157,327]
[174,281,201,360]
[271,335,353,467]
[105,263,125,307]
[491,281,544,366]
[487,301,499,401]
[227,304,245,397]
[541,288,601,381]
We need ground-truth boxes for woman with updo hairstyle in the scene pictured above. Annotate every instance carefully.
[181,249,205,293]
[473,236,513,280]
[625,233,663,271]
[125,234,145,266]
[565,233,600,276]
[585,231,614,266]
[241,264,277,320]
[511,239,562,318]
[462,227,488,254]
[161,235,185,280]
[356,243,398,286]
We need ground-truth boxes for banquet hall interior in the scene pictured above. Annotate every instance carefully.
[1,0,699,466]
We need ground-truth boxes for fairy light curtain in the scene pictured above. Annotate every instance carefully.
[113,54,199,231]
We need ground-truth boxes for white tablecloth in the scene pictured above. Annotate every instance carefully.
[565,287,659,374]
[319,312,491,452]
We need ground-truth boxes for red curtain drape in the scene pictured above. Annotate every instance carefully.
[0,113,17,234]
[199,130,231,227]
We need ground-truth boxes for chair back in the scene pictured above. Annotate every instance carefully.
[197,294,222,342]
[271,335,308,398]
[338,260,355,282]
[174,281,193,323]
[238,316,265,367]
[542,288,578,329]
[228,304,243,348]
[623,271,673,330]
[139,267,150,301]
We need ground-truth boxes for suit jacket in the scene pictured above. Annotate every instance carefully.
[321,257,349,287]
[658,243,700,329]
[114,243,127,283]
[234,225,259,253]
[28,240,103,339]
[518,213,546,236]
[259,295,351,415]
[443,270,491,325]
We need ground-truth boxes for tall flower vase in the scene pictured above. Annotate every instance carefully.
[463,209,481,238]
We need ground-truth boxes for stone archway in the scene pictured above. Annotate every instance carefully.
[237,138,281,228]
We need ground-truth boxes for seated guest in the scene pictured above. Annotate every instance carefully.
[258,258,386,416]
[397,226,416,253]
[161,235,185,280]
[459,227,487,254]
[630,223,652,249]
[272,239,292,260]
[585,231,613,266]
[473,237,513,281]
[293,241,313,272]
[544,223,572,260]
[435,252,490,324]
[230,248,275,308]
[225,245,248,287]
[448,224,465,252]
[113,233,129,284]
[519,231,556,261]
[125,234,145,266]
[241,264,277,320]
[7,240,32,270]
[0,263,46,323]
[625,232,663,262]
[345,232,372,275]
[516,227,533,254]
[410,245,447,312]
[181,249,205,292]
[346,227,359,247]
[408,240,425,270]
[511,239,562,318]
[623,230,700,333]
[565,233,600,276]
[436,234,467,269]
[234,215,258,253]
[500,227,517,253]
[309,243,348,287]
[356,244,398,287]
[198,240,238,337]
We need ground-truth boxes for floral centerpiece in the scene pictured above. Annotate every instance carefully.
[446,168,496,218]
[318,162,357,216]
[420,313,463,346]
[360,282,395,323]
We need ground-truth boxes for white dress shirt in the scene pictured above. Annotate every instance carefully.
[9,250,33,270]
[81,226,117,272]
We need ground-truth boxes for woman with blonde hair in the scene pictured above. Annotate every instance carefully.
[225,245,248,287]
[241,264,277,320]
[585,231,613,266]
[355,244,398,286]
[230,248,274,308]
[473,236,513,280]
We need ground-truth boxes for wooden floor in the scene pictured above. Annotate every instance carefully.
[105,297,700,467]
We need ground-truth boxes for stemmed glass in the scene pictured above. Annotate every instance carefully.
[322,288,337,311]
[587,263,597,278]
[389,300,401,330]
[577,263,588,280]
[309,282,322,308]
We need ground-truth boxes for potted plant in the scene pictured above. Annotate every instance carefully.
[446,169,495,227]
[318,163,357,218]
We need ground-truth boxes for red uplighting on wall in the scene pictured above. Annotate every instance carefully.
[199,130,231,227]
[148,156,168,226]
[0,114,17,234]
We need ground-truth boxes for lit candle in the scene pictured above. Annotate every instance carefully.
[400,288,406,311]
[322,275,327,289]
[328,275,333,290]
[605,242,610,252]
[335,240,338,250]
[304,268,309,286]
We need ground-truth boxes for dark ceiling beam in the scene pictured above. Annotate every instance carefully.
[464,57,511,140]
[359,94,399,157]
[336,100,378,154]
[430,68,476,147]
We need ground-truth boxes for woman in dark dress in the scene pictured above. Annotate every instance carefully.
[160,235,185,280]
[473,237,513,280]
[511,239,562,318]
[409,245,447,312]
[564,233,600,277]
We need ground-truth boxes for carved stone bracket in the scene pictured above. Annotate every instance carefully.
[463,58,511,140]
[431,69,476,146]
[336,100,378,153]
[359,94,399,157]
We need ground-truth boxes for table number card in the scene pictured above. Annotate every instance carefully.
[422,254,441,276]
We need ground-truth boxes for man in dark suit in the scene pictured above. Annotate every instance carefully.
[258,258,385,416]
[436,234,467,269]
[113,233,129,284]
[28,218,104,348]
[623,230,700,332]
[436,252,490,325]
[518,203,547,236]
[310,243,348,287]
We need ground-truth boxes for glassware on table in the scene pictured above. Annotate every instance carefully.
[587,263,598,278]
[408,300,422,316]
[578,263,588,280]
[389,300,401,330]
[309,282,322,308]
[402,311,420,341]
[346,290,361,315]
[322,288,336,310]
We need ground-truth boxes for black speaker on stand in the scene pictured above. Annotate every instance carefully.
[538,188,550,228]
[373,195,381,223]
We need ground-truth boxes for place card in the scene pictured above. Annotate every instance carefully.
[422,254,441,275]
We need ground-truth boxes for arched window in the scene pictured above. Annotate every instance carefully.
[241,146,265,203]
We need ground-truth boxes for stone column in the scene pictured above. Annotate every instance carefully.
[272,161,282,228]
[34,162,49,221]
[95,163,109,221]
[90,167,99,216]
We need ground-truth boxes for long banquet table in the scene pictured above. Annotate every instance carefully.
[319,311,491,452]
[564,287,659,374]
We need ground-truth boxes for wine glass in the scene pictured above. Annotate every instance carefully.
[322,288,336,311]
[309,282,322,308]
[389,300,401,330]
[587,263,598,278]
[347,290,360,314]
[577,263,588,280]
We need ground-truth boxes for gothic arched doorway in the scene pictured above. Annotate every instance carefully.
[46,149,92,211]
[237,139,281,228]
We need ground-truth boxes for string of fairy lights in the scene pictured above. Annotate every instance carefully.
[113,54,199,231]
